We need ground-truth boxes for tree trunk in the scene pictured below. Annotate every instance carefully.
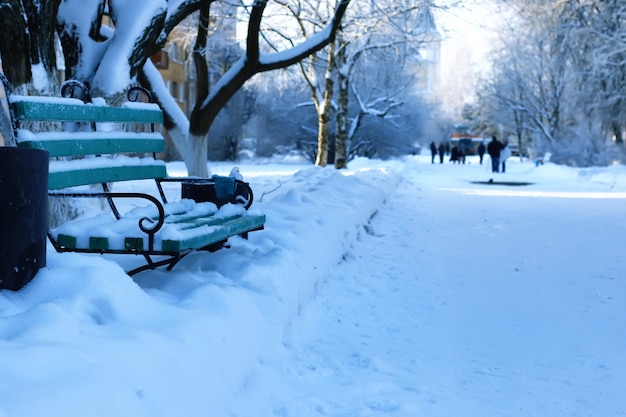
[0,75,15,146]
[612,122,623,144]
[24,0,59,72]
[335,38,348,169]
[0,0,32,87]
[315,41,336,167]
[185,133,211,177]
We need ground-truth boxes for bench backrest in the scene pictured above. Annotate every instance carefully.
[10,95,168,190]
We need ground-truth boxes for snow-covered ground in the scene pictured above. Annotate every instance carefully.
[1,154,625,417]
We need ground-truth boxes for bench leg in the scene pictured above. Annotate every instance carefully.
[127,254,183,276]
[199,239,227,252]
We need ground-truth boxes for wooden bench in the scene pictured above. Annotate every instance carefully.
[7,81,265,275]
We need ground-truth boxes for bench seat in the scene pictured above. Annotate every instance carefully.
[52,200,265,253]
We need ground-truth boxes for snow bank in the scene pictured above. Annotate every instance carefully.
[0,163,399,417]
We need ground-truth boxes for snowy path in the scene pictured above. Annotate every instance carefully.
[226,159,626,417]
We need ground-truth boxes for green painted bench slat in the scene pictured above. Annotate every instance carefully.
[57,234,77,249]
[124,237,144,251]
[90,237,109,251]
[162,214,266,252]
[176,214,242,230]
[54,213,265,253]
[161,227,232,253]
[48,164,168,189]
[11,99,163,123]
[19,134,165,157]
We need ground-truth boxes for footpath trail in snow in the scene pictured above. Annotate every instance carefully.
[227,157,626,417]
[277,176,429,416]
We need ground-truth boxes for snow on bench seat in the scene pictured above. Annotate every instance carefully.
[52,200,265,252]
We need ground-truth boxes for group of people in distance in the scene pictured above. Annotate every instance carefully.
[430,141,445,164]
[429,136,511,173]
[429,141,466,164]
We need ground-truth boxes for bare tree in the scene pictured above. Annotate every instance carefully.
[272,0,440,168]
[475,1,581,159]
[0,0,351,176]
[473,0,626,165]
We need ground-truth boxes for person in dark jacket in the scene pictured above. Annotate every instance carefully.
[430,141,437,163]
[438,143,445,163]
[449,146,458,163]
[458,146,465,164]
[487,136,503,173]
[477,142,486,165]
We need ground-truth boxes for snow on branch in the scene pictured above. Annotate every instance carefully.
[198,0,350,111]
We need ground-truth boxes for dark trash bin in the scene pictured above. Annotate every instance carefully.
[181,175,253,209]
[0,147,48,291]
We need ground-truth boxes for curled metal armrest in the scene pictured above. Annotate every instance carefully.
[127,86,154,103]
[49,191,166,250]
[61,80,92,103]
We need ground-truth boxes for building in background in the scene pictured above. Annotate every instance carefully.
[415,5,442,98]
[151,31,190,114]
[152,3,239,117]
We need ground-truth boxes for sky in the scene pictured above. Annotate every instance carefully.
[435,0,505,116]
[437,1,501,63]
[1,152,625,416]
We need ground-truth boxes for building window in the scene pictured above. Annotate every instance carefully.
[171,81,179,100]
[170,43,183,63]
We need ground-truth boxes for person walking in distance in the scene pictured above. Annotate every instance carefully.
[430,141,437,164]
[438,143,445,163]
[487,136,503,173]
[477,141,486,165]
[500,141,511,173]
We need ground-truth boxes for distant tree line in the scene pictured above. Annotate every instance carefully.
[468,0,626,166]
